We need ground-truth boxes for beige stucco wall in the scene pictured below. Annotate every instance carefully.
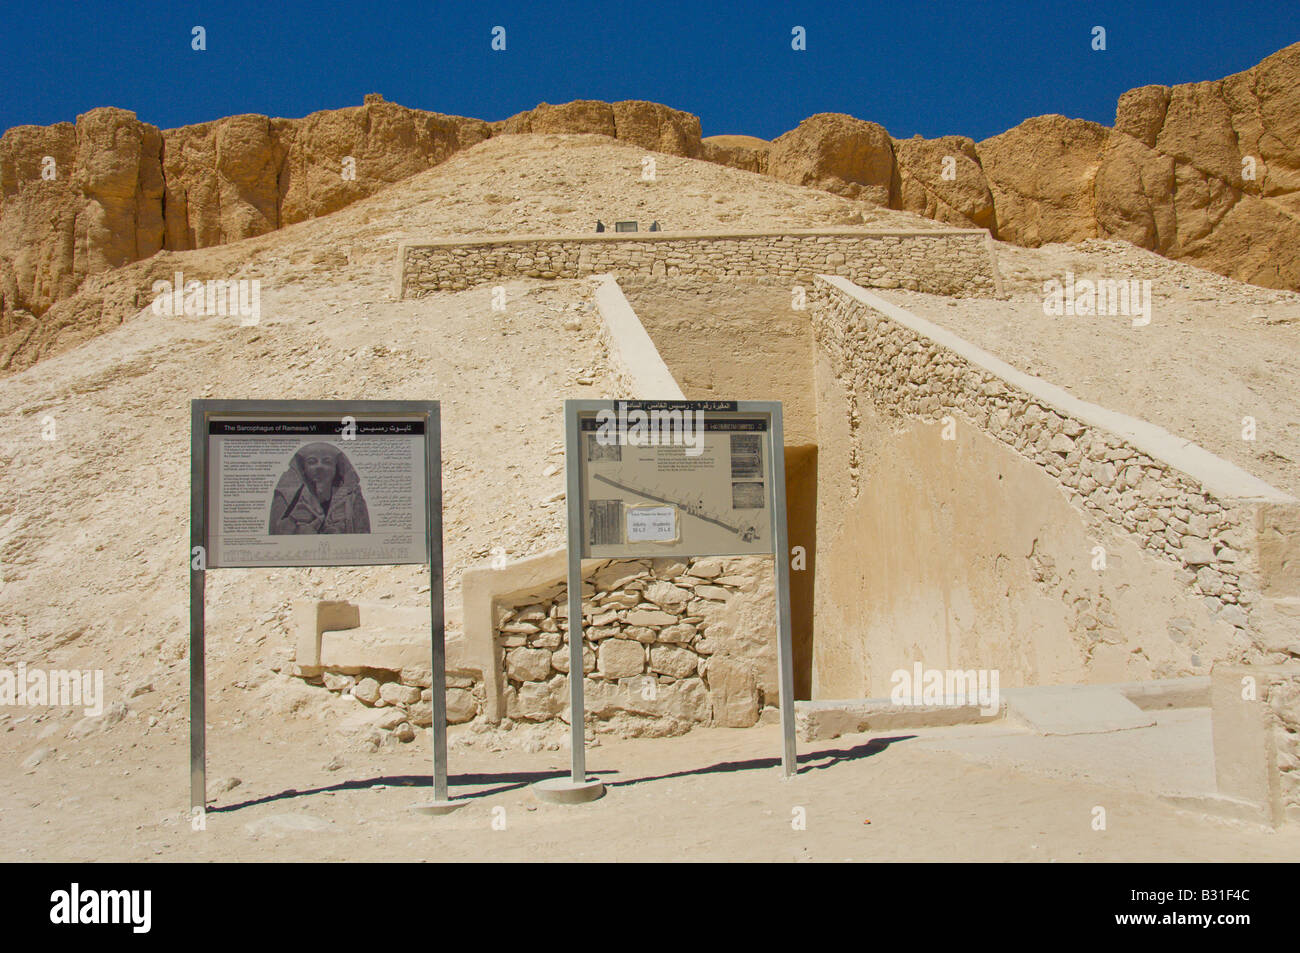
[618,277,817,445]
[812,349,1250,697]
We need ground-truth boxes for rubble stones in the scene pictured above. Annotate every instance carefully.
[380,682,421,706]
[352,677,381,705]
[491,556,767,736]
[598,639,645,678]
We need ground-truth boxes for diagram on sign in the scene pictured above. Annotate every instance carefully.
[577,414,775,559]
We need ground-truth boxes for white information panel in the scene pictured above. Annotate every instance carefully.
[575,400,778,559]
[557,399,798,787]
[205,415,428,568]
[190,400,450,813]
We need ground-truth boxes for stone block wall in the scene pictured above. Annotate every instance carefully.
[396,229,999,299]
[492,555,778,736]
[1211,664,1300,826]
[811,276,1299,674]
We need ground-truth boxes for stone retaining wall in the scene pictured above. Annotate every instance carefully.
[493,555,777,736]
[1212,664,1300,826]
[396,229,999,299]
[812,275,1299,665]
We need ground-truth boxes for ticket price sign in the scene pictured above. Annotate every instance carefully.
[189,400,455,813]
[546,400,798,802]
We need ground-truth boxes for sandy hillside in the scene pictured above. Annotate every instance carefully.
[0,133,947,770]
[882,238,1300,497]
[13,133,943,369]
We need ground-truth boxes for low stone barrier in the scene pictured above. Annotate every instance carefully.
[395,228,1000,299]
[492,555,777,736]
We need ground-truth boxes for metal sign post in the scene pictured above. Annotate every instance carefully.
[188,400,456,817]
[535,399,798,804]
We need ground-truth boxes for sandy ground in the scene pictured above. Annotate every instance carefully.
[4,705,1296,862]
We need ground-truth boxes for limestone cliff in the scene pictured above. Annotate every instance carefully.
[3,42,1299,364]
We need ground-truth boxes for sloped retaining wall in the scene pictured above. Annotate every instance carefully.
[811,275,1299,697]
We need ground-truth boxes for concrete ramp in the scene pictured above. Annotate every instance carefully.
[1004,685,1156,735]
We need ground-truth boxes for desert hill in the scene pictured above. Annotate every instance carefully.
[3,41,1299,369]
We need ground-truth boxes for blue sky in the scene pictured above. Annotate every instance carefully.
[1,1,1295,141]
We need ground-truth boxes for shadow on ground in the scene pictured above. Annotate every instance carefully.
[208,735,915,813]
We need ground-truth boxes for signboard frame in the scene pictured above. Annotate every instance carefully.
[189,399,448,812]
[561,399,798,787]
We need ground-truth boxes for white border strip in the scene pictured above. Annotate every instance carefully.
[592,274,685,399]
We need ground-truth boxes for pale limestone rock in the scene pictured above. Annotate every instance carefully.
[624,609,679,627]
[506,647,552,683]
[399,666,431,688]
[706,654,760,727]
[642,580,691,612]
[651,558,689,579]
[1181,539,1216,566]
[689,558,723,578]
[323,672,355,693]
[598,639,645,678]
[551,645,596,674]
[510,676,568,721]
[693,585,730,602]
[650,645,698,679]
[380,682,421,706]
[656,623,696,644]
[352,677,381,705]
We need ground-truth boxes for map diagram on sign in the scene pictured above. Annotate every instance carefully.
[576,410,776,559]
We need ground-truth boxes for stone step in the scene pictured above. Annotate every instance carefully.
[1003,685,1155,735]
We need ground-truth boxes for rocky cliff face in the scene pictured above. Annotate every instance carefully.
[3,43,1298,363]
[0,97,494,347]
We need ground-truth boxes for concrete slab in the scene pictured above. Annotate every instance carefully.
[1003,685,1156,735]
[795,698,1003,741]
[913,708,1217,799]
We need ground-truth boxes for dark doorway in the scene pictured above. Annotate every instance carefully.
[784,444,817,699]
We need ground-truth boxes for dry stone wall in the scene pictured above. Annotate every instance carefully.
[397,230,998,299]
[301,664,485,751]
[493,555,777,736]
[812,276,1298,660]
